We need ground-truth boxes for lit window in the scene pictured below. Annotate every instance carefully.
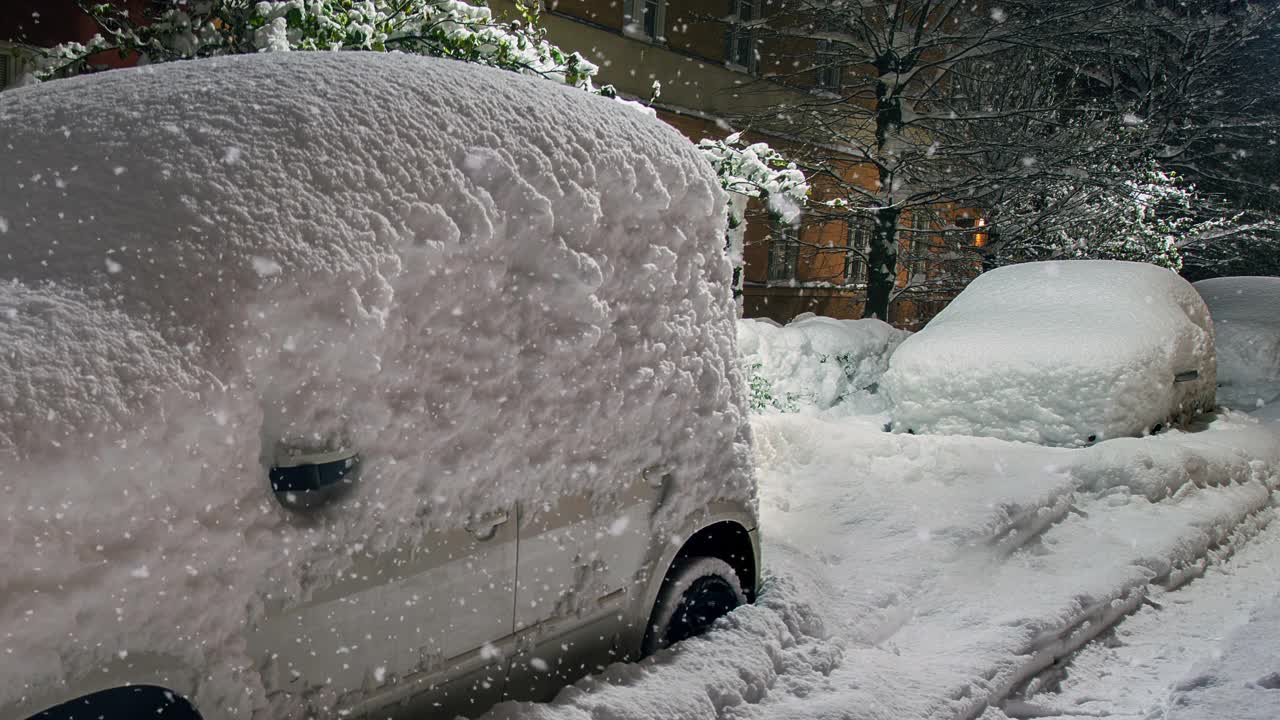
[726,0,757,71]
[624,0,667,41]
[953,216,987,247]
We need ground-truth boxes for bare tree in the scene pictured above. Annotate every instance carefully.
[742,0,1278,318]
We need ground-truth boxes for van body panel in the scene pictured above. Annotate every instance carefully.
[245,514,517,717]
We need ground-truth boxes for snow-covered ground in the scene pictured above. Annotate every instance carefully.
[483,318,1280,720]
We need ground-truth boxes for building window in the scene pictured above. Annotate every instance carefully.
[951,217,988,247]
[725,0,757,71]
[624,0,666,41]
[816,40,841,90]
[910,213,932,280]
[845,216,873,284]
[767,220,799,282]
[0,50,14,92]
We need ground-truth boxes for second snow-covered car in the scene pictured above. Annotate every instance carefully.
[883,260,1216,446]
[1194,276,1280,410]
[0,52,758,720]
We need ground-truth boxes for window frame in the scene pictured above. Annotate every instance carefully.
[909,212,933,281]
[623,0,667,43]
[0,44,19,92]
[844,216,873,285]
[767,219,800,283]
[725,0,758,73]
[815,40,841,90]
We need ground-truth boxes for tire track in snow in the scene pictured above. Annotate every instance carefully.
[996,498,1280,719]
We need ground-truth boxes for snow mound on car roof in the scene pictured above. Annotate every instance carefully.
[737,315,909,415]
[1194,276,1280,410]
[883,261,1216,446]
[0,52,741,715]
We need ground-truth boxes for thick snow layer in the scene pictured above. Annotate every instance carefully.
[484,411,1280,720]
[884,261,1216,446]
[737,314,909,415]
[1194,276,1280,410]
[0,52,743,715]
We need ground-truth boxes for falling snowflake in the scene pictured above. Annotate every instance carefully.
[251,256,283,277]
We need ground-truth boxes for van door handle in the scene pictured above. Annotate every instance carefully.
[465,512,510,541]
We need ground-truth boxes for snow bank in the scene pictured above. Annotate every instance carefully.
[1194,276,1280,410]
[884,261,1216,446]
[737,314,909,414]
[0,52,742,715]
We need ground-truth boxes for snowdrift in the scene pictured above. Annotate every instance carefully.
[737,314,908,414]
[883,261,1216,446]
[1194,276,1280,410]
[0,52,744,716]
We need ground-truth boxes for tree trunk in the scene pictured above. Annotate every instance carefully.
[863,206,900,320]
[863,58,903,322]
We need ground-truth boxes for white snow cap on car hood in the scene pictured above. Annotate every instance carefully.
[884,260,1215,446]
[0,51,746,714]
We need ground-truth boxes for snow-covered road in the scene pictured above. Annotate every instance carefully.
[485,410,1280,720]
[995,412,1280,720]
[997,517,1280,719]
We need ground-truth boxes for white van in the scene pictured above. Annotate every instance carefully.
[0,52,758,720]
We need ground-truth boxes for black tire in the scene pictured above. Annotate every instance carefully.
[642,556,747,655]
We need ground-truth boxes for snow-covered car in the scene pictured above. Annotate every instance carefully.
[883,260,1216,446]
[0,53,758,720]
[1194,276,1280,410]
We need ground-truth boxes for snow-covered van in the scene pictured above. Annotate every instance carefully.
[0,52,757,720]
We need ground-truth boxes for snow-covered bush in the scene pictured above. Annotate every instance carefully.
[1194,276,1280,410]
[26,0,601,90]
[698,133,810,305]
[738,315,909,415]
[990,163,1230,271]
[884,261,1216,446]
[698,133,810,219]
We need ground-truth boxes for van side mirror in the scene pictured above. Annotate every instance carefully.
[270,448,359,510]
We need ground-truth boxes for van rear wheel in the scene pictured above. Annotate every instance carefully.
[642,556,746,655]
[27,686,201,720]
